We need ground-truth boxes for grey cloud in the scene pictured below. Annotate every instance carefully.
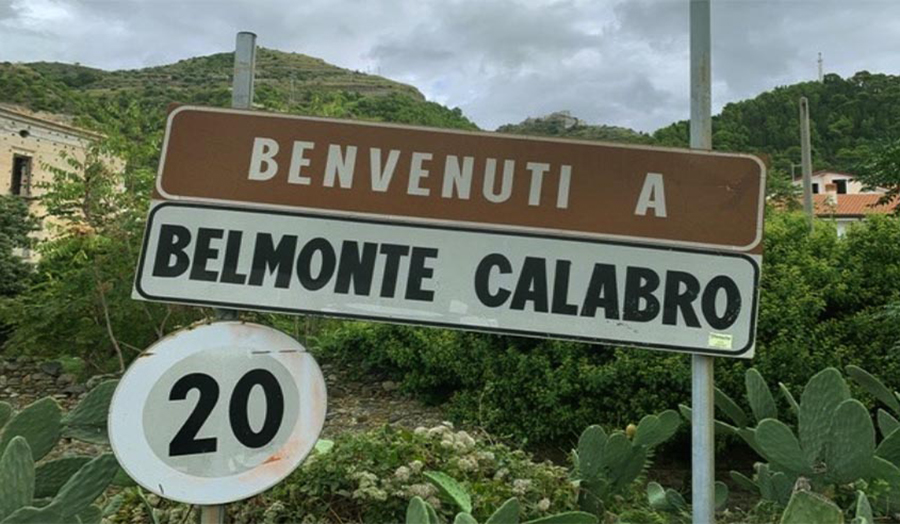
[0,0,898,132]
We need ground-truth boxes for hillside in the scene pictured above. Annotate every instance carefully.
[497,110,654,145]
[0,48,476,142]
[653,72,900,175]
[501,72,900,180]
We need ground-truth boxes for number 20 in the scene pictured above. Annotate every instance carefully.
[168,369,284,457]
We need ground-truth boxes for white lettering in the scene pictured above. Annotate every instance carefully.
[408,152,432,196]
[441,155,474,199]
[526,162,550,206]
[370,148,400,192]
[324,144,357,188]
[635,172,667,217]
[483,159,515,203]
[247,137,279,181]
[288,141,315,185]
[557,165,572,209]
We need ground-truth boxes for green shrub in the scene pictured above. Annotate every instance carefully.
[313,212,900,448]
[231,425,578,524]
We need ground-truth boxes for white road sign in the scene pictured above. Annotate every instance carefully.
[108,322,327,504]
[134,203,760,357]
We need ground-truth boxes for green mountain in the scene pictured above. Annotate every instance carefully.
[0,48,476,138]
[501,72,900,179]
[653,72,900,175]
[497,110,654,145]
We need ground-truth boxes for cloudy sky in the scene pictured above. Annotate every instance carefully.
[1,0,898,132]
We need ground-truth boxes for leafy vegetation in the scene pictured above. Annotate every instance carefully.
[0,196,37,298]
[313,212,900,448]
[654,72,900,177]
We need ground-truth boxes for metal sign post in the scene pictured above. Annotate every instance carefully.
[690,0,716,523]
[202,30,257,524]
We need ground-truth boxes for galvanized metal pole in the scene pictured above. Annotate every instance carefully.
[800,97,814,231]
[201,30,257,524]
[690,1,715,523]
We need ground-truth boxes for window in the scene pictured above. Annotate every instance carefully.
[835,179,848,194]
[11,155,32,197]
[812,183,819,194]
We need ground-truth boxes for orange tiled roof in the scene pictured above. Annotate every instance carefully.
[813,193,898,217]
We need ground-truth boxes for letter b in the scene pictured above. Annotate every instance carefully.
[153,225,191,277]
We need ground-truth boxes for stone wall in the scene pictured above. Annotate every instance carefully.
[0,356,112,409]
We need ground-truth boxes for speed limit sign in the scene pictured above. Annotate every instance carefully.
[108,322,327,504]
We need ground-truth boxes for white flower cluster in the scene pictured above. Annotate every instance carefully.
[350,470,388,502]
[512,478,533,496]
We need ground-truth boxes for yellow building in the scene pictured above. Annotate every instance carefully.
[0,104,104,243]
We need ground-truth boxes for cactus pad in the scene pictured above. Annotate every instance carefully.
[779,490,844,524]
[746,369,778,423]
[0,403,12,431]
[846,365,900,414]
[453,513,478,524]
[62,380,118,445]
[778,383,800,417]
[522,512,597,524]
[878,409,900,439]
[34,457,91,499]
[715,388,749,428]
[0,398,61,461]
[48,453,118,519]
[485,498,519,524]
[826,399,875,483]
[576,425,607,479]
[405,497,433,524]
[424,471,472,514]
[0,437,35,521]
[798,368,850,465]
[755,419,811,476]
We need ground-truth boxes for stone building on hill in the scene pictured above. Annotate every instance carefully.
[0,104,104,246]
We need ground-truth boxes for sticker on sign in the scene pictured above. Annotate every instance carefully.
[134,202,760,357]
[108,322,326,504]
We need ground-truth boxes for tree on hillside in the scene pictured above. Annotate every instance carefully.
[855,137,900,215]
[0,196,38,297]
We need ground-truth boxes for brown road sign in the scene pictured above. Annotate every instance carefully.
[155,106,765,252]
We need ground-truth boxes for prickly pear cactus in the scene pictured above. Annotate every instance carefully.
[0,437,35,521]
[47,453,119,520]
[33,456,91,499]
[0,398,61,461]
[0,402,12,431]
[780,490,844,524]
[61,380,118,444]
[424,470,472,514]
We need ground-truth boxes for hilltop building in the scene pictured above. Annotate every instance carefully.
[793,170,898,235]
[0,105,104,246]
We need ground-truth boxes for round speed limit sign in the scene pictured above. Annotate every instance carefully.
[109,322,326,504]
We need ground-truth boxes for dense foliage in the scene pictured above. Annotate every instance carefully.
[1,48,477,137]
[654,72,900,176]
[0,196,37,298]
[855,137,900,214]
[313,212,900,447]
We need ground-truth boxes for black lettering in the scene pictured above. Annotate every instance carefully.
[475,254,512,307]
[249,234,297,289]
[379,244,410,298]
[551,260,578,316]
[229,369,284,449]
[220,230,247,285]
[406,247,438,301]
[702,276,742,329]
[153,224,191,278]
[189,228,223,282]
[511,257,549,312]
[168,373,219,457]
[335,241,378,295]
[581,263,620,319]
[623,266,660,322]
[662,271,701,327]
[296,238,337,290]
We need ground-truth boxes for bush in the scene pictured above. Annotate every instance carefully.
[313,212,900,448]
[230,424,578,523]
